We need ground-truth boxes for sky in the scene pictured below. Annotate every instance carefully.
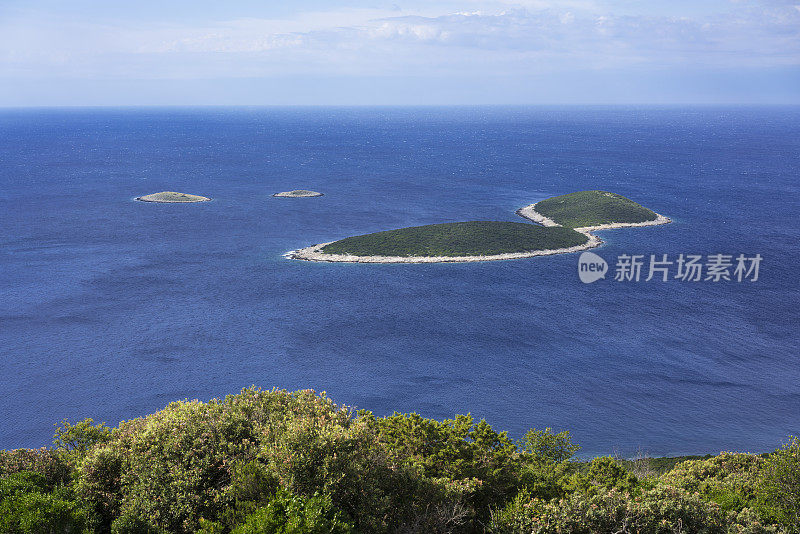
[0,0,798,105]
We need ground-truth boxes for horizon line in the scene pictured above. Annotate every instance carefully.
[2,102,799,110]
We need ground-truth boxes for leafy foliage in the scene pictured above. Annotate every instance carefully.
[491,484,779,534]
[111,513,165,534]
[228,489,354,534]
[520,428,580,464]
[761,437,800,530]
[0,471,49,501]
[1,388,798,534]
[54,419,113,455]
[0,471,95,534]
[661,452,776,520]
[535,190,659,228]
[320,221,588,257]
[0,447,71,487]
[78,389,297,533]
[566,457,640,497]
[366,412,523,528]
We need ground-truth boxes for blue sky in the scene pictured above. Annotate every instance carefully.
[1,0,798,105]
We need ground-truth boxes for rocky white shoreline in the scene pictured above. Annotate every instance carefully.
[285,202,670,264]
[283,236,603,263]
[517,201,672,233]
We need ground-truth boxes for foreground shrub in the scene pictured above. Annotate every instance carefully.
[516,460,575,502]
[0,486,95,533]
[77,388,295,532]
[662,452,764,506]
[74,388,456,533]
[257,408,400,532]
[366,411,522,525]
[54,419,113,458]
[761,437,800,531]
[1,387,794,534]
[490,484,778,534]
[520,428,581,464]
[566,456,640,497]
[111,513,165,534]
[660,451,792,526]
[0,448,71,487]
[228,489,354,534]
[0,471,49,501]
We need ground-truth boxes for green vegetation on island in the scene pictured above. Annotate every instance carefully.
[136,192,211,203]
[320,221,589,257]
[289,190,667,262]
[2,388,798,533]
[534,190,659,228]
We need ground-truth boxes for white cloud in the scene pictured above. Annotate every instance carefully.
[1,2,798,81]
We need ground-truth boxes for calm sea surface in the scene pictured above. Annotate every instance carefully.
[1,106,798,456]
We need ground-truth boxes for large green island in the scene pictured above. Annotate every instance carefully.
[320,221,589,258]
[286,190,670,263]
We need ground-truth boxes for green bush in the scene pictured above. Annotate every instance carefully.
[761,437,800,531]
[366,411,522,527]
[229,489,354,534]
[516,460,576,502]
[76,389,280,532]
[0,448,71,488]
[111,513,165,534]
[2,388,795,534]
[566,457,640,496]
[663,452,764,497]
[75,388,431,533]
[661,451,778,524]
[0,471,49,501]
[0,490,94,534]
[369,412,519,487]
[491,484,777,534]
[520,428,581,464]
[258,409,392,531]
[54,419,113,456]
[76,444,124,530]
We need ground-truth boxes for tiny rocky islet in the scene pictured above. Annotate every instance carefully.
[273,189,324,197]
[136,191,211,203]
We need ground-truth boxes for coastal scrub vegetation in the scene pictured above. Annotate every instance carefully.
[534,190,659,228]
[320,221,588,257]
[1,388,798,533]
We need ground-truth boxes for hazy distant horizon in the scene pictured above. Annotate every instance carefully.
[3,102,800,110]
[2,0,798,107]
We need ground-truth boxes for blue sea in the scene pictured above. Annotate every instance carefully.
[1,106,798,457]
